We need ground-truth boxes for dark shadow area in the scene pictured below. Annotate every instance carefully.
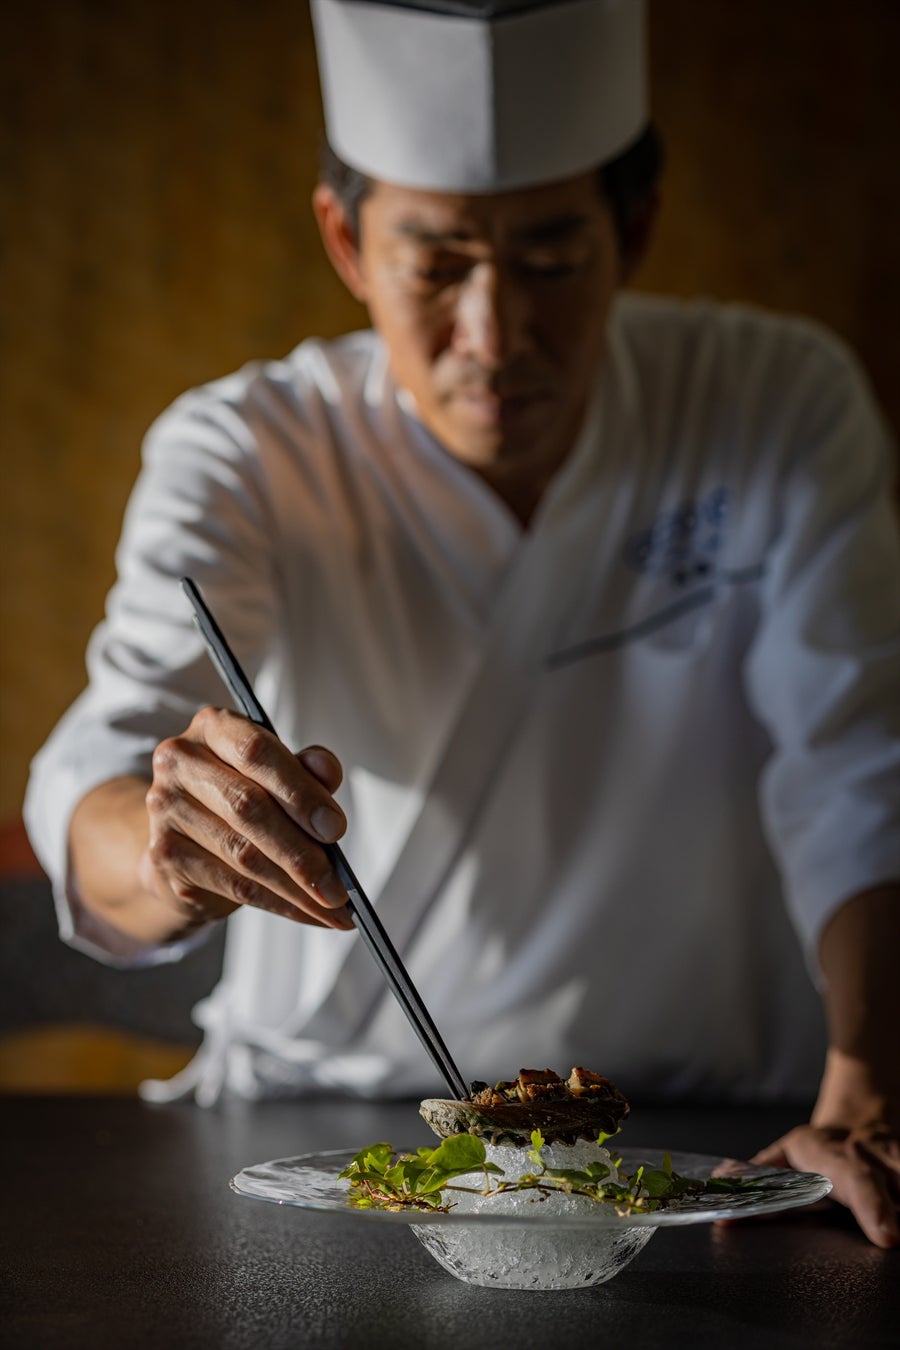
[0,874,225,1043]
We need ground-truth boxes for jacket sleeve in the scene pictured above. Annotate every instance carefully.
[742,331,900,978]
[23,383,279,967]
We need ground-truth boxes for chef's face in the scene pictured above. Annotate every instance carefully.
[316,172,625,474]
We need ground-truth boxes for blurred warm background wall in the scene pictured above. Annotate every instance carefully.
[3,0,899,827]
[0,0,897,1085]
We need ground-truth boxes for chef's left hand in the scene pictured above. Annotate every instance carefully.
[753,1050,900,1248]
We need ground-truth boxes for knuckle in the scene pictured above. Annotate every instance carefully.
[228,831,264,875]
[191,704,222,735]
[230,872,263,907]
[144,783,170,819]
[279,782,306,816]
[151,737,184,780]
[284,839,321,880]
[169,876,204,906]
[172,887,220,925]
[147,829,182,870]
[235,726,271,770]
[226,780,269,827]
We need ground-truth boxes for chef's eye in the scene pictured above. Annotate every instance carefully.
[411,252,471,288]
[519,253,581,278]
[416,264,469,287]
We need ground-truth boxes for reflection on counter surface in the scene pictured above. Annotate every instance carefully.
[2,1095,893,1350]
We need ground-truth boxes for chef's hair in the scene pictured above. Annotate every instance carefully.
[318,123,664,258]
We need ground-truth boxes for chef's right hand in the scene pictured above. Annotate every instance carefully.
[142,705,354,932]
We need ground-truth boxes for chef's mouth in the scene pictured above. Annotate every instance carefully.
[450,387,551,416]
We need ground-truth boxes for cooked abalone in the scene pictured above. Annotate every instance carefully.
[420,1066,630,1146]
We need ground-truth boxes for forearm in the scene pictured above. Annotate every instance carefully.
[753,883,900,1247]
[68,776,201,948]
[813,882,900,1126]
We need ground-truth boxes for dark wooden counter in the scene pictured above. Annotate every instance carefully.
[1,1096,897,1349]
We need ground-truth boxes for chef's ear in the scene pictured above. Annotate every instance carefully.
[313,183,369,303]
[617,189,660,285]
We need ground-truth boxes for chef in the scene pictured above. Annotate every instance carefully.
[25,0,900,1245]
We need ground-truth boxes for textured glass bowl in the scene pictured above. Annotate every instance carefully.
[409,1209,656,1289]
[231,1146,831,1292]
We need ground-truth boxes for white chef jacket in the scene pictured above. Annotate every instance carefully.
[25,294,900,1105]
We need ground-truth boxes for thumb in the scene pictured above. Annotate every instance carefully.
[297,744,344,792]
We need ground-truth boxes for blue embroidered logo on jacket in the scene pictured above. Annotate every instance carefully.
[624,488,729,587]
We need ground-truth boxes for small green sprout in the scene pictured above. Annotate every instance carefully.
[338,1128,749,1215]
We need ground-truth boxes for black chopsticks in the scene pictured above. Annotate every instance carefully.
[180,576,468,1101]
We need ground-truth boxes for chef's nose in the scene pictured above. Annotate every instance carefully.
[451,262,531,368]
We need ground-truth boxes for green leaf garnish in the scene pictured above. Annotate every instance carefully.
[427,1134,489,1172]
[527,1129,546,1168]
[339,1134,502,1212]
[702,1174,763,1193]
[339,1134,764,1214]
[640,1168,676,1198]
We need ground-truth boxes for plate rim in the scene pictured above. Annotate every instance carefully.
[230,1145,833,1228]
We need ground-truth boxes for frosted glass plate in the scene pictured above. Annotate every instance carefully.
[231,1147,832,1291]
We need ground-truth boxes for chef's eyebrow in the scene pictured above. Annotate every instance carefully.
[393,224,477,245]
[513,212,594,245]
[392,213,594,247]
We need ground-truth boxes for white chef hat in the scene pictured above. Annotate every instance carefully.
[310,0,648,193]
